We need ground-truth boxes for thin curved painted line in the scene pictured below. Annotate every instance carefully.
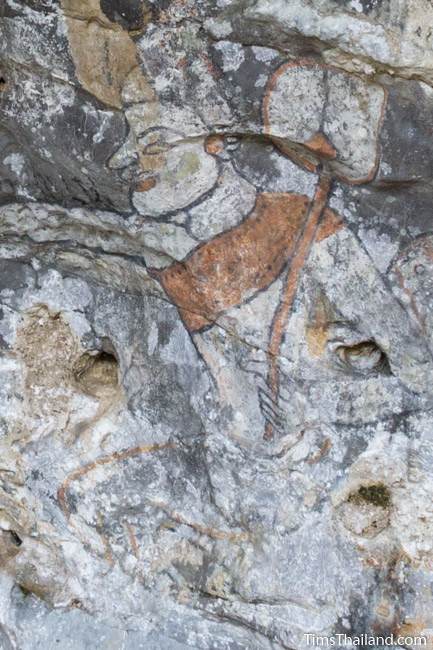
[262,58,389,185]
[57,441,175,516]
[264,173,333,440]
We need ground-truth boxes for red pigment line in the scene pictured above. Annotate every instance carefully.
[264,173,332,440]
[58,442,174,516]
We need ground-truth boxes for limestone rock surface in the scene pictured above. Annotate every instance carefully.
[1,1,433,648]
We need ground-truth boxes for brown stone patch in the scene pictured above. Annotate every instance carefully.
[15,305,81,436]
[61,0,151,108]
[305,290,338,358]
[156,192,311,332]
[15,306,122,444]
[61,0,108,22]
[65,21,137,108]
[305,323,328,358]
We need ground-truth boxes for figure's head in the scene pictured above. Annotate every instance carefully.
[263,61,387,183]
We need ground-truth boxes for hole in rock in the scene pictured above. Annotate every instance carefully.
[0,77,6,91]
[336,340,391,376]
[8,530,22,547]
[0,529,23,564]
[73,350,119,397]
[70,598,83,608]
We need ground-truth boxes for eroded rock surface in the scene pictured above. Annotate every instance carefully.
[1,1,433,648]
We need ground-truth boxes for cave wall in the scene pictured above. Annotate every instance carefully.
[1,1,433,648]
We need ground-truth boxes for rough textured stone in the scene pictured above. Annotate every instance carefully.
[1,1,433,648]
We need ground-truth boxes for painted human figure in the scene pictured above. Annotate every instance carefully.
[18,60,433,648]
[131,60,407,447]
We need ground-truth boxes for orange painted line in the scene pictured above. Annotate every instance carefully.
[264,173,332,440]
[393,266,426,332]
[58,442,175,517]
[149,499,249,542]
[125,521,140,559]
[307,437,332,464]
[263,58,324,136]
[262,58,389,185]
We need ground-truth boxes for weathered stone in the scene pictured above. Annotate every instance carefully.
[2,1,433,648]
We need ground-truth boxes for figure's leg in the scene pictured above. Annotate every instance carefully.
[264,173,332,440]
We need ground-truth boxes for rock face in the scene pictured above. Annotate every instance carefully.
[1,1,433,648]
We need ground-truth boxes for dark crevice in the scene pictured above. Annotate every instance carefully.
[336,340,392,376]
[8,530,22,547]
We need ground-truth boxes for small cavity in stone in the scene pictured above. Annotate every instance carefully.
[73,351,119,397]
[336,340,390,375]
[9,531,22,547]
